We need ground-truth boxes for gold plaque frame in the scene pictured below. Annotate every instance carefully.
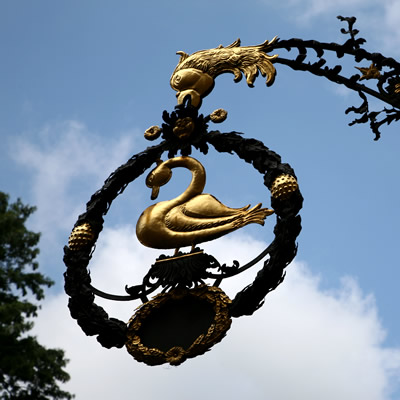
[126,285,232,366]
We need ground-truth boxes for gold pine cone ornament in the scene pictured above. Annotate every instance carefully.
[270,174,298,200]
[68,223,95,251]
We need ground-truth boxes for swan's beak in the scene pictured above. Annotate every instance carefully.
[151,186,160,200]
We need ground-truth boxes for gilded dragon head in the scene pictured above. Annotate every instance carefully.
[170,37,278,107]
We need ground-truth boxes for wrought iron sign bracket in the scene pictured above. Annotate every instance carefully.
[64,15,398,366]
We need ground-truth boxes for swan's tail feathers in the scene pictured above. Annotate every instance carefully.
[233,204,274,228]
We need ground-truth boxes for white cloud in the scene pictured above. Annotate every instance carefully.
[380,1,400,53]
[11,120,138,245]
[33,228,400,400]
[284,0,375,21]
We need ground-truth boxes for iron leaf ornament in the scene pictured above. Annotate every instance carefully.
[64,15,397,366]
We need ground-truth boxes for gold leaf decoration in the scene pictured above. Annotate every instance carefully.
[355,63,381,81]
[210,108,228,123]
[173,117,195,139]
[144,125,162,141]
[165,346,186,365]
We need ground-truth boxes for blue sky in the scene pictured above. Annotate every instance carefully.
[1,1,400,399]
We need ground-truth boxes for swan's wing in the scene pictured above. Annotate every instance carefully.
[165,199,271,234]
[182,194,250,218]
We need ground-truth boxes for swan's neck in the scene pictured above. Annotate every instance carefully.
[164,156,205,205]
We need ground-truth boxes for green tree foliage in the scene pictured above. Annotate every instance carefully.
[0,192,74,399]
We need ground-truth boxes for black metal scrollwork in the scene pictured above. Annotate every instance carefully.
[64,104,303,348]
[268,16,400,140]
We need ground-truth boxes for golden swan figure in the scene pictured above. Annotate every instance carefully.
[136,156,274,251]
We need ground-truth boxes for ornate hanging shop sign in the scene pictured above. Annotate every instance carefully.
[64,16,399,366]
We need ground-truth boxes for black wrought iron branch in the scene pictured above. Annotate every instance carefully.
[270,16,400,140]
